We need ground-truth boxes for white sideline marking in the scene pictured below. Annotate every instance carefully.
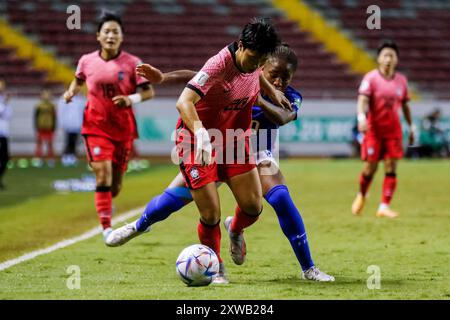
[0,206,145,271]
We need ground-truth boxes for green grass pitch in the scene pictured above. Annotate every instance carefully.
[0,159,449,299]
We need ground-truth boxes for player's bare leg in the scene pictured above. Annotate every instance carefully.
[225,168,262,265]
[111,164,124,198]
[191,182,228,284]
[352,161,378,215]
[91,160,114,240]
[376,158,399,218]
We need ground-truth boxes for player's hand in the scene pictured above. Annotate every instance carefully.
[268,89,292,111]
[408,130,415,146]
[357,113,367,133]
[63,90,75,103]
[194,127,212,166]
[358,121,367,133]
[112,95,132,108]
[136,63,164,84]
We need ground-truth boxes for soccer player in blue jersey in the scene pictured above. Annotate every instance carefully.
[107,44,334,283]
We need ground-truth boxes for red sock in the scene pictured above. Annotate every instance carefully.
[359,173,373,196]
[382,174,397,205]
[230,206,260,234]
[95,186,112,229]
[198,220,222,263]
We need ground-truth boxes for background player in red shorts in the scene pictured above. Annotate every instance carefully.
[352,40,414,218]
[63,12,161,241]
[175,18,284,283]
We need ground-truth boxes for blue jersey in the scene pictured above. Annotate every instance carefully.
[251,86,302,152]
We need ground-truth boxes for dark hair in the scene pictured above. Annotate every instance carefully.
[271,43,298,71]
[377,39,399,57]
[239,17,280,55]
[97,11,123,33]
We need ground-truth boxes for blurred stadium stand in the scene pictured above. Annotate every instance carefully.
[303,0,450,100]
[2,0,360,99]
[1,0,450,99]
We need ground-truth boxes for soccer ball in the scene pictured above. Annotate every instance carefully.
[175,244,219,286]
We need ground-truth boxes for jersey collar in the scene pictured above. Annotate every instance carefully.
[98,49,122,62]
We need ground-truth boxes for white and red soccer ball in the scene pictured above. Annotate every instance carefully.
[176,244,219,286]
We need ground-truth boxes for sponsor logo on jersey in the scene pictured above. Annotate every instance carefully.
[193,71,209,87]
[368,147,374,156]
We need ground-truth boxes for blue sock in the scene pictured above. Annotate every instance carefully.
[265,185,314,271]
[136,187,192,231]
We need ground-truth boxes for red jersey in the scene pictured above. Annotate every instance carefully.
[76,50,149,141]
[178,42,261,142]
[359,69,409,138]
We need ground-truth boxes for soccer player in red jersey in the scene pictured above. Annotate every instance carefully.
[175,18,286,283]
[63,12,162,241]
[108,45,335,282]
[352,40,414,218]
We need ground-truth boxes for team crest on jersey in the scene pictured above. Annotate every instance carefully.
[367,147,374,156]
[93,146,101,156]
[193,71,209,87]
[396,87,402,97]
[190,167,200,180]
[118,71,125,81]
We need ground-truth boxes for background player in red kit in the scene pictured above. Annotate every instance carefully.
[63,12,161,241]
[352,40,414,218]
[175,18,284,283]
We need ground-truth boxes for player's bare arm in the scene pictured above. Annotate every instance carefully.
[63,78,84,103]
[135,63,164,84]
[357,94,369,132]
[176,87,211,165]
[176,87,202,132]
[259,73,291,111]
[161,70,197,85]
[256,93,296,125]
[112,83,155,108]
[402,100,414,145]
[136,64,196,85]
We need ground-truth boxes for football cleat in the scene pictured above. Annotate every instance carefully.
[102,227,113,242]
[105,220,150,247]
[351,193,366,216]
[302,267,335,282]
[376,207,399,218]
[224,216,246,265]
[212,262,229,285]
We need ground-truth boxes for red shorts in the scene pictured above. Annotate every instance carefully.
[83,135,133,173]
[361,135,403,162]
[175,127,255,190]
[179,162,256,190]
[37,130,54,142]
